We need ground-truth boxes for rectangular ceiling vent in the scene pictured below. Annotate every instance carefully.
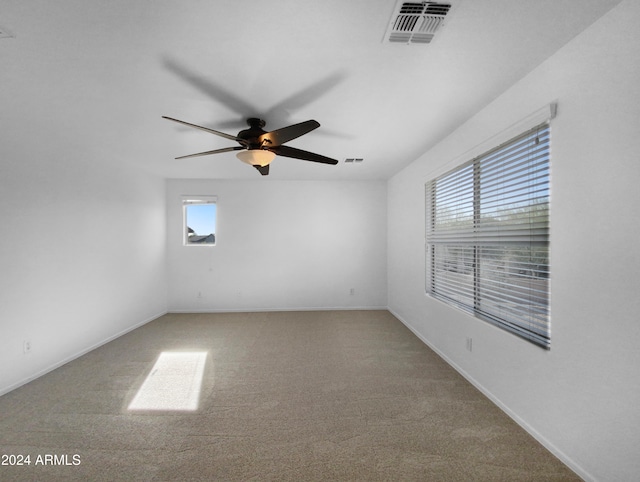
[384,1,451,44]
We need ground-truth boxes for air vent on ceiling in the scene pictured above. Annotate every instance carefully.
[344,158,364,163]
[384,1,451,44]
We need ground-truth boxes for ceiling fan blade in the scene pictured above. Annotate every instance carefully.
[260,120,320,147]
[163,116,242,143]
[253,164,270,176]
[270,145,338,165]
[175,146,244,160]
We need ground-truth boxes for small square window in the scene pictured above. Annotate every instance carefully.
[183,197,216,246]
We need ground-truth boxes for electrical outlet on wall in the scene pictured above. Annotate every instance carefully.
[23,340,32,354]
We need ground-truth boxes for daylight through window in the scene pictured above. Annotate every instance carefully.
[183,197,217,245]
[128,352,207,411]
[426,124,550,348]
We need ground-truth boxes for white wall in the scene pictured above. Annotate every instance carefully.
[0,157,168,395]
[167,179,387,312]
[388,2,640,480]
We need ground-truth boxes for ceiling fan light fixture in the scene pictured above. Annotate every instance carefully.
[236,149,276,167]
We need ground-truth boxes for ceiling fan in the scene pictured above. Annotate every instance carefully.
[162,116,339,176]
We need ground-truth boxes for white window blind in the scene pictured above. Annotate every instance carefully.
[426,123,550,348]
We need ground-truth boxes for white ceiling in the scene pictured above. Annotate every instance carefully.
[0,0,622,180]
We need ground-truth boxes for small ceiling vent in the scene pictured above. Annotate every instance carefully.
[384,1,451,44]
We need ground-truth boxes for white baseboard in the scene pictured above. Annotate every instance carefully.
[387,307,593,482]
[168,306,388,313]
[0,310,167,397]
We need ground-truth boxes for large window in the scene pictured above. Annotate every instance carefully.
[426,124,550,348]
[183,196,217,246]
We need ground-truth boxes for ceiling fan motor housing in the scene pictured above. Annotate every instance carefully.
[237,118,271,150]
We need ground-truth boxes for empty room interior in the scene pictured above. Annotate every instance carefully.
[1,1,639,480]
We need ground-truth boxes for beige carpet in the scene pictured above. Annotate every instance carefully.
[0,310,579,481]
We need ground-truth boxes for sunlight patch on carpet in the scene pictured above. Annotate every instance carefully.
[128,351,207,411]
